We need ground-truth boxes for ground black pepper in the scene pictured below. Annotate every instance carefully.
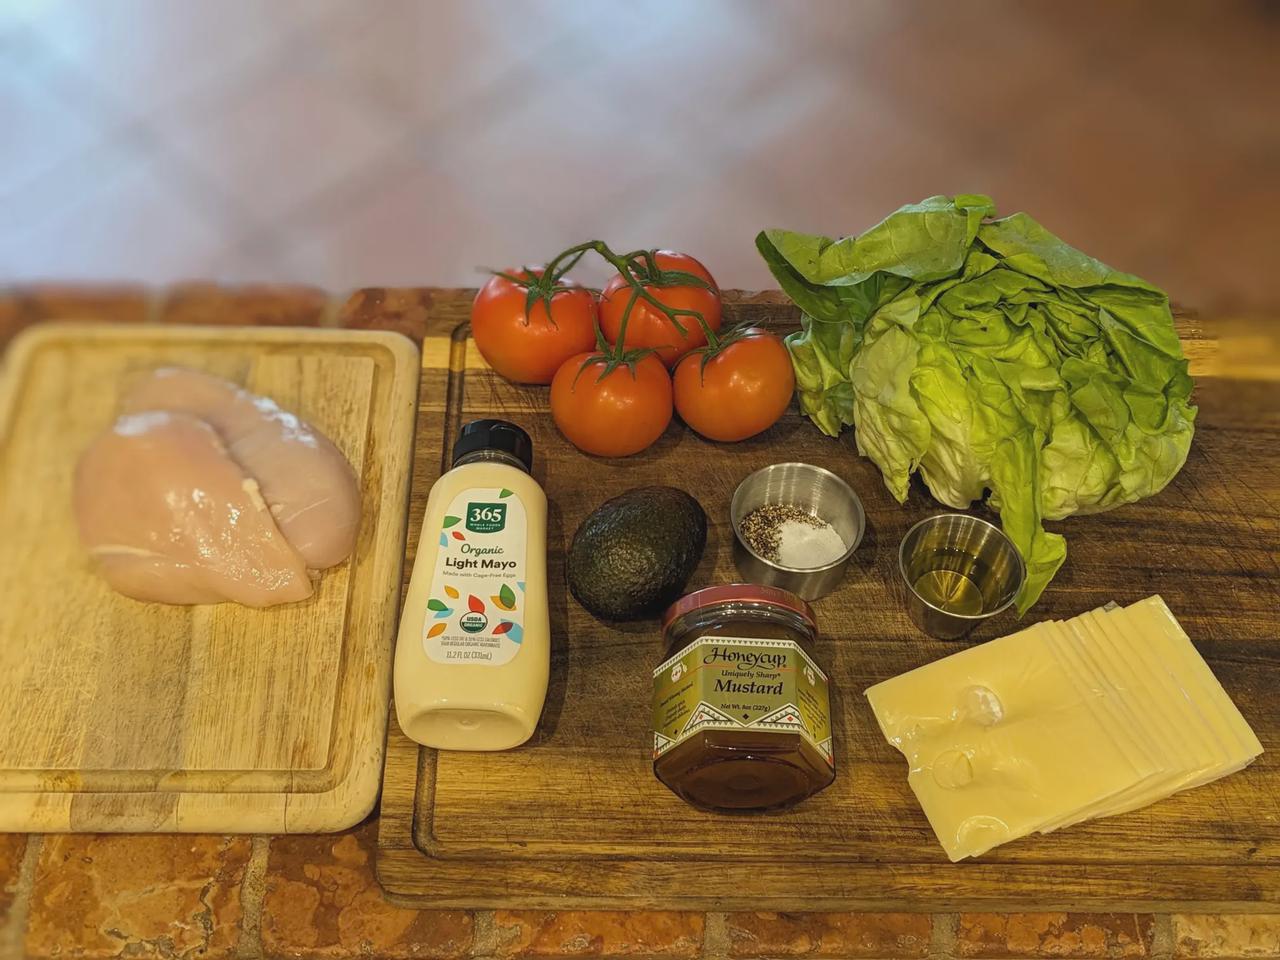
[739,503,825,562]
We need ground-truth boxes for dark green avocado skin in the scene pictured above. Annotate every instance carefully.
[567,486,707,622]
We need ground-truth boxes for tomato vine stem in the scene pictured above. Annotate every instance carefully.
[540,240,720,364]
[483,264,583,328]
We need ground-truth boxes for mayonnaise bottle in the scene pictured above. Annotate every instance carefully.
[395,419,549,750]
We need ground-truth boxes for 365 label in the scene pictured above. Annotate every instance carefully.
[424,487,526,666]
[466,502,507,533]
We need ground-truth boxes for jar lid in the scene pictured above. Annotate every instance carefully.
[662,583,816,633]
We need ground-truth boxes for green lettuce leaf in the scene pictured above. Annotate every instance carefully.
[758,195,1195,614]
[911,340,988,509]
[848,322,931,503]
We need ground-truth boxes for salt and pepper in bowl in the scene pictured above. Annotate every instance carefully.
[730,463,865,600]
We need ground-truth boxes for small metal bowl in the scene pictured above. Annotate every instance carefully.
[898,513,1026,639]
[730,463,865,600]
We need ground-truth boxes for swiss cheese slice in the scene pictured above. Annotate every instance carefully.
[1035,620,1173,832]
[866,595,1262,860]
[1123,597,1261,759]
[867,621,1153,860]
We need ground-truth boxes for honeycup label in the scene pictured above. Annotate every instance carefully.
[651,635,834,766]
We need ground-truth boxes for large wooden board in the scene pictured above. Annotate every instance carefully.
[377,293,1280,911]
[0,323,419,833]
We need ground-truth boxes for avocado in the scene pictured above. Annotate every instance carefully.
[567,486,707,622]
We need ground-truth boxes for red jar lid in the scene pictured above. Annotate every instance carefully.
[661,583,816,633]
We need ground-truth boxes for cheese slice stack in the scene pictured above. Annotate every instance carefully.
[865,595,1263,861]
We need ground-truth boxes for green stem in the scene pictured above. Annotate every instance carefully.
[641,249,720,349]
[595,243,691,339]
[541,239,721,363]
[604,285,644,380]
[619,249,650,281]
[487,257,590,326]
[541,241,599,285]
[699,311,721,350]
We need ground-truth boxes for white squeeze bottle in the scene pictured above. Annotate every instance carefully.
[395,419,549,750]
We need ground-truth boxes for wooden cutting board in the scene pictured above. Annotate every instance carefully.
[376,293,1280,911]
[0,323,419,833]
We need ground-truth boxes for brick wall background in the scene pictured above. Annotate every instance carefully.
[3,823,1279,960]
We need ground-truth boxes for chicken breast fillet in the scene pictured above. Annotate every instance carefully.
[119,368,361,570]
[74,412,313,607]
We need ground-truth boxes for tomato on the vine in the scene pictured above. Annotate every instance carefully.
[550,352,673,457]
[598,251,722,368]
[673,328,795,442]
[471,268,598,384]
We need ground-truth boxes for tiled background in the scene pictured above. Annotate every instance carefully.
[1,0,1277,311]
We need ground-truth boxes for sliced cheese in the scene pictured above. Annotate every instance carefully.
[1034,620,1172,831]
[1076,609,1212,769]
[867,621,1152,861]
[1049,600,1261,825]
[1125,596,1262,760]
[1085,606,1225,769]
[866,595,1263,860]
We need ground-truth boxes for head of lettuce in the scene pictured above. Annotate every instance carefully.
[757,195,1195,614]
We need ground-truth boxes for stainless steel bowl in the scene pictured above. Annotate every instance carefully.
[897,513,1026,639]
[730,463,865,600]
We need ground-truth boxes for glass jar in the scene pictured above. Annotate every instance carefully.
[652,584,835,812]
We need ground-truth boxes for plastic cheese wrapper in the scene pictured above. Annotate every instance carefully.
[865,596,1262,861]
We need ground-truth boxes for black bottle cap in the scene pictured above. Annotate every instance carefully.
[452,419,533,472]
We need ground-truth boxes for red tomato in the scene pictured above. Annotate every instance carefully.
[550,353,673,457]
[672,329,795,442]
[471,268,598,384]
[598,251,722,368]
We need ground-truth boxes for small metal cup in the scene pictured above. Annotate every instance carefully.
[898,513,1026,639]
[730,463,865,600]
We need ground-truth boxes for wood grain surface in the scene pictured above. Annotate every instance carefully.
[0,323,419,833]
[377,293,1279,911]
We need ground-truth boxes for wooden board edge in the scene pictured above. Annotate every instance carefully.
[2,321,423,349]
[373,845,1280,913]
[376,715,426,863]
[0,769,383,834]
[0,795,76,833]
[0,320,61,439]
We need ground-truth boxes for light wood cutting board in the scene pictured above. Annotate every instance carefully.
[0,323,419,833]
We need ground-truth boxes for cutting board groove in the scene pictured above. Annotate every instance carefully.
[0,323,419,833]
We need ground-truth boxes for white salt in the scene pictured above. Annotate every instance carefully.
[776,518,847,569]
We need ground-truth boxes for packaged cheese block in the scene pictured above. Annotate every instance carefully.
[866,596,1262,861]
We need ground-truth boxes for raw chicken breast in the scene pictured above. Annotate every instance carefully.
[74,411,313,607]
[120,368,360,570]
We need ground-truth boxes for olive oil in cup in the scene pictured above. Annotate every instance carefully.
[898,514,1025,639]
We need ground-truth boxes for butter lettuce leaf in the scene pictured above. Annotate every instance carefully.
[757,195,1195,613]
[848,322,930,504]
